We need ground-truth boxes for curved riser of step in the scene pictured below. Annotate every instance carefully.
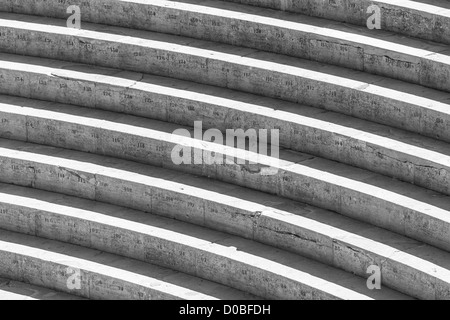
[216,0,450,45]
[2,0,449,47]
[0,99,450,247]
[1,54,450,147]
[1,61,450,197]
[0,222,376,300]
[0,277,84,300]
[0,99,450,249]
[0,230,260,300]
[0,181,447,299]
[0,185,415,299]
[0,15,450,136]
[0,136,449,290]
[1,2,450,92]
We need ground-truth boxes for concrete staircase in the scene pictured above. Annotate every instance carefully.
[0,0,449,300]
[0,277,84,300]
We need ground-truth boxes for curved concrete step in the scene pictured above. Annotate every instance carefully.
[2,53,450,145]
[0,177,447,299]
[1,2,449,91]
[0,184,415,299]
[0,5,448,300]
[0,98,449,248]
[1,69,450,197]
[0,220,397,300]
[0,135,448,278]
[1,23,450,144]
[0,229,260,300]
[0,277,83,300]
[0,0,444,302]
[216,0,450,45]
[3,0,449,46]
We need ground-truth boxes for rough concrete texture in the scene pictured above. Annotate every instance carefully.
[0,95,449,252]
[0,277,83,300]
[0,136,449,283]
[0,174,442,299]
[0,0,448,301]
[1,1,450,90]
[0,53,449,144]
[1,15,450,140]
[0,184,413,300]
[0,221,377,300]
[0,228,261,300]
[0,66,450,195]
[218,0,450,45]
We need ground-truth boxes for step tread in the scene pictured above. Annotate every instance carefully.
[0,98,447,215]
[1,51,449,114]
[1,6,450,92]
[0,228,261,300]
[144,0,450,53]
[2,79,450,175]
[2,24,450,142]
[0,0,447,300]
[2,2,450,64]
[0,110,449,246]
[0,183,412,300]
[0,181,447,298]
[1,53,450,197]
[0,277,83,300]
[214,0,450,44]
[0,137,447,299]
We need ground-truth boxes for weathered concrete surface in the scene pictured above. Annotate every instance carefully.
[1,20,450,143]
[1,70,450,198]
[0,0,447,301]
[0,185,414,299]
[0,225,379,300]
[1,10,450,93]
[1,1,449,89]
[0,137,449,262]
[217,0,450,45]
[1,52,449,145]
[0,181,443,299]
[0,229,260,300]
[0,277,83,300]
